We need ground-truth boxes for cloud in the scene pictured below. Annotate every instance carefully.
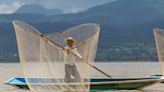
[0,1,22,14]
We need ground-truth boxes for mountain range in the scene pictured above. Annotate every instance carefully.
[0,0,164,62]
[14,4,64,15]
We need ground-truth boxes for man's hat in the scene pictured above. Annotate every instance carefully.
[64,37,76,43]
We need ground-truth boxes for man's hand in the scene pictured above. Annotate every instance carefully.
[40,34,48,40]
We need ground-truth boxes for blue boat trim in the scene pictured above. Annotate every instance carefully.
[5,77,26,85]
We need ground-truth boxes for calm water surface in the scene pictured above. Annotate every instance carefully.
[0,62,164,92]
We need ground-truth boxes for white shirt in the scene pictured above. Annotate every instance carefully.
[64,46,82,64]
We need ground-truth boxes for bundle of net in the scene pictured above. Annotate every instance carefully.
[154,28,164,76]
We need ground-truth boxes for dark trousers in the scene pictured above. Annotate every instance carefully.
[64,64,81,83]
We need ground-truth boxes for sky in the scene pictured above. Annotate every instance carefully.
[0,0,117,14]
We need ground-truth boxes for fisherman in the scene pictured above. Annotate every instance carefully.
[64,37,83,83]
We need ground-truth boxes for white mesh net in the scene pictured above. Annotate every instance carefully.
[154,28,164,75]
[13,20,102,92]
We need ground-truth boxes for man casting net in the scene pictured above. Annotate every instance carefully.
[13,20,101,91]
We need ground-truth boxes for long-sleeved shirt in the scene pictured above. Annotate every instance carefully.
[64,46,82,64]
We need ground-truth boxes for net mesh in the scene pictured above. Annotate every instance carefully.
[154,28,164,75]
[13,20,101,91]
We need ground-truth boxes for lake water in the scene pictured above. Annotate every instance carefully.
[0,62,164,92]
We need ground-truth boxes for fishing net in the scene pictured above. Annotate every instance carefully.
[154,28,164,75]
[13,20,101,92]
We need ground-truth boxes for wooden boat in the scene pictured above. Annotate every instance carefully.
[5,76,162,91]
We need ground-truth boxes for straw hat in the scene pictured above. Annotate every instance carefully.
[64,37,76,43]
